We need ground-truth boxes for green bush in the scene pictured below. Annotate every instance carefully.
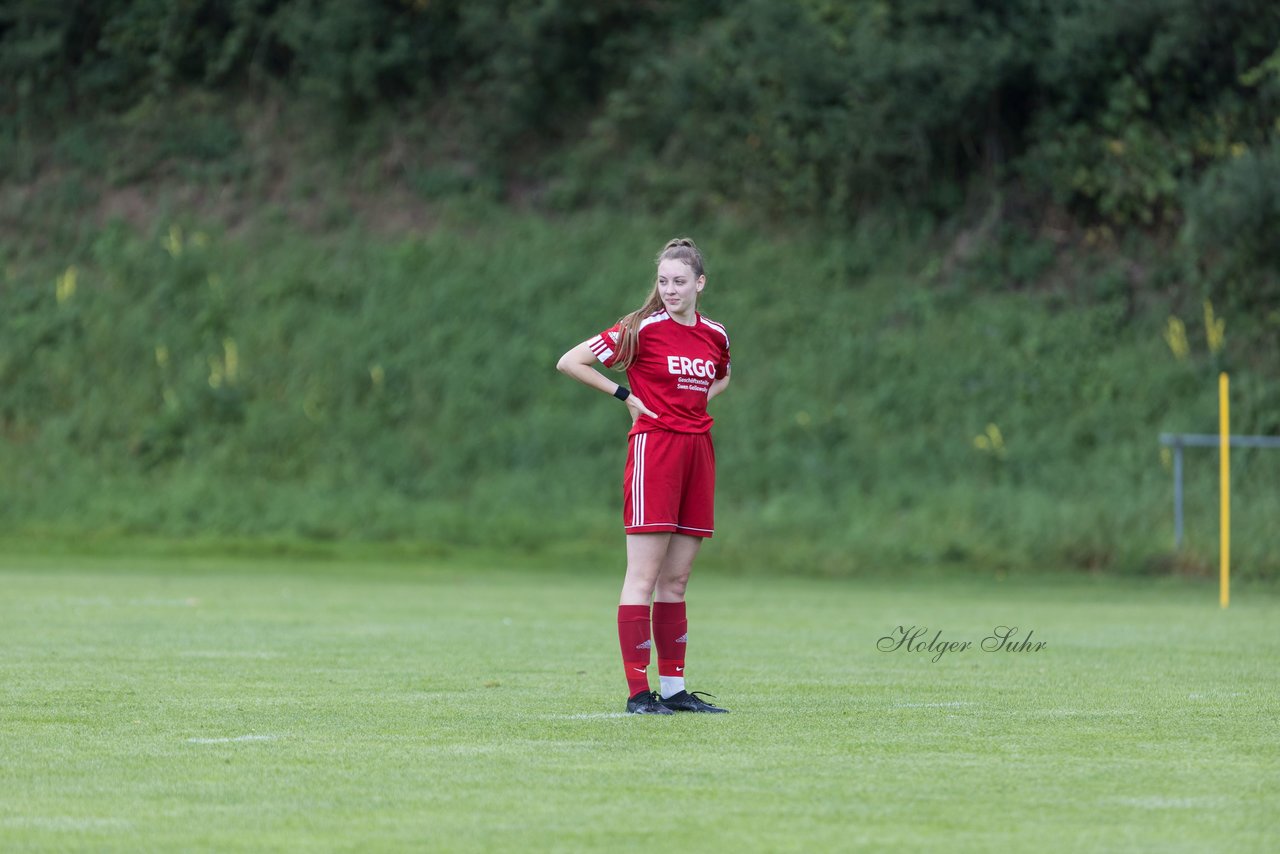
[5,1,1277,229]
[561,0,1039,219]
[1183,142,1280,312]
[1021,0,1279,225]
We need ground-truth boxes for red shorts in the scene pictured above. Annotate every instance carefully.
[623,430,716,538]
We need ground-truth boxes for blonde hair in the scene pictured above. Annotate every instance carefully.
[611,238,706,371]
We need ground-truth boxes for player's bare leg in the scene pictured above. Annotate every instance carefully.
[654,533,701,603]
[620,532,671,605]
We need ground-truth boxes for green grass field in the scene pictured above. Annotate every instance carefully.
[1,553,1276,852]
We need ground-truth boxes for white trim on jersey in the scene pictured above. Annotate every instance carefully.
[638,311,669,332]
[699,315,730,348]
[589,334,614,364]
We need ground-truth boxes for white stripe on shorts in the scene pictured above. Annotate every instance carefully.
[632,433,646,527]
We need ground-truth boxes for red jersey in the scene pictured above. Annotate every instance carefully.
[591,311,731,435]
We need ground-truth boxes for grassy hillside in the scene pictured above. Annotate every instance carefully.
[3,201,1277,578]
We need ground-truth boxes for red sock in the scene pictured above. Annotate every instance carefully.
[617,604,652,696]
[652,600,688,679]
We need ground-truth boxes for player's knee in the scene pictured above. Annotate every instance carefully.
[622,578,657,603]
[658,574,689,599]
[623,562,660,590]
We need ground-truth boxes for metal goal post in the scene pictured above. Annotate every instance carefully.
[1158,432,1280,550]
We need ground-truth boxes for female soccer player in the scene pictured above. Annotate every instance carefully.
[557,238,732,715]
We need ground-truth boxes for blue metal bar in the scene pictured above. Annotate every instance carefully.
[1159,433,1280,448]
[1173,443,1183,550]
[1159,432,1280,550]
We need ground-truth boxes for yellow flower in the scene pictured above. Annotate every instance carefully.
[55,266,78,304]
[1164,316,1189,361]
[164,225,183,258]
[974,424,1007,458]
[206,339,239,388]
[207,357,224,388]
[223,339,239,384]
[1203,301,1225,355]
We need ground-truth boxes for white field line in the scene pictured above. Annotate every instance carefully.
[1111,795,1228,809]
[62,597,199,607]
[1035,708,1138,716]
[179,650,285,659]
[892,701,973,708]
[1,817,131,831]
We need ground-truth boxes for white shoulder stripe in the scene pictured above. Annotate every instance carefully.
[699,315,730,346]
[638,311,670,332]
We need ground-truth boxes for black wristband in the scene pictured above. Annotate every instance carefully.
[613,385,631,401]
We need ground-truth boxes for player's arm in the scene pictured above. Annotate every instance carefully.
[557,340,659,423]
[707,364,731,402]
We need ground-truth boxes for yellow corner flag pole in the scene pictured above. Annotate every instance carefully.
[1219,372,1230,609]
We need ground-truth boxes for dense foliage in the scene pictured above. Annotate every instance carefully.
[4,2,1278,227]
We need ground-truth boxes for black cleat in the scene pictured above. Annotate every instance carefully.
[658,690,730,713]
[626,690,675,715]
